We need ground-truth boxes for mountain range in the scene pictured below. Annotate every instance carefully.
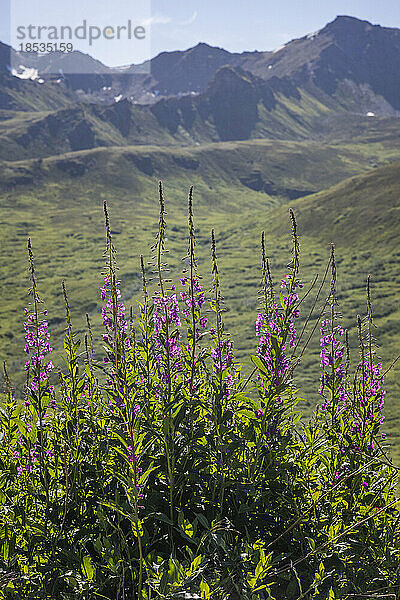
[4,15,400,111]
[1,15,400,457]
[0,15,399,165]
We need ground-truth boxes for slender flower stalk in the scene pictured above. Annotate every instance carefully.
[254,213,302,394]
[102,201,130,415]
[23,238,54,519]
[210,230,234,384]
[61,280,78,415]
[260,230,274,314]
[188,186,197,393]
[139,254,152,399]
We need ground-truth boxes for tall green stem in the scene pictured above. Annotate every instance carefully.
[188,186,197,394]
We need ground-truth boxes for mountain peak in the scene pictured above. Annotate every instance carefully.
[333,15,370,24]
[188,41,232,56]
[193,42,214,49]
[323,15,375,32]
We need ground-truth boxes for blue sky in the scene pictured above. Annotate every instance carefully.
[2,0,400,66]
[150,0,400,55]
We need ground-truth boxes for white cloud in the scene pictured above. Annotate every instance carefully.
[143,10,198,29]
[178,10,198,26]
[142,14,172,27]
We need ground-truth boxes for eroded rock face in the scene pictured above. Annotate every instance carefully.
[309,17,400,109]
[204,66,259,140]
[68,119,95,151]
[150,95,197,134]
[100,99,132,137]
[172,155,200,170]
[55,158,89,177]
[149,42,241,96]
[125,154,154,176]
[154,65,279,142]
[257,16,400,112]
[240,170,313,199]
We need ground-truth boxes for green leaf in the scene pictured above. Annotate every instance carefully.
[195,513,209,529]
[100,502,133,522]
[82,555,95,581]
[200,579,210,599]
[305,537,315,551]
[189,555,202,574]
[250,355,270,378]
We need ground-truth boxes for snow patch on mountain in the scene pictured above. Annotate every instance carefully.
[11,66,39,80]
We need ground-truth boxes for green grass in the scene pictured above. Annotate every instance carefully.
[1,144,400,465]
[0,76,78,112]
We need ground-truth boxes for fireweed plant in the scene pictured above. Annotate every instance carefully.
[0,184,399,600]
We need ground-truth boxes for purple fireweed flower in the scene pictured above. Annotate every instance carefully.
[319,318,387,446]
[100,272,129,363]
[152,290,184,381]
[211,338,234,374]
[179,276,206,312]
[280,275,304,290]
[255,296,300,385]
[199,317,208,329]
[283,293,299,307]
[255,313,263,336]
[24,306,53,394]
[319,322,347,408]
[355,355,386,429]
[16,442,42,477]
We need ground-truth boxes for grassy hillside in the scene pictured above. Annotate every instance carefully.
[218,161,400,459]
[1,140,400,463]
[0,74,79,112]
[3,67,400,162]
[0,131,398,192]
